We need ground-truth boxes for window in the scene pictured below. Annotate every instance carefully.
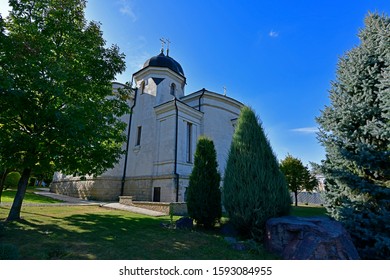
[186,122,193,163]
[136,126,142,146]
[140,81,145,94]
[170,83,176,96]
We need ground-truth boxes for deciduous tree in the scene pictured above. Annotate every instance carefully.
[0,0,130,221]
[280,155,317,206]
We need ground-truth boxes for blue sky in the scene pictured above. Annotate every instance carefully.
[1,0,389,166]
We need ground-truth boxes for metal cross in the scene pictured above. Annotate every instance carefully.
[166,38,171,56]
[160,38,166,53]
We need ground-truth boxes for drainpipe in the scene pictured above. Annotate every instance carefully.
[121,79,138,196]
[174,98,179,202]
[198,88,206,112]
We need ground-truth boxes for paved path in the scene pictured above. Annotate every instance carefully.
[1,189,167,217]
[102,203,167,217]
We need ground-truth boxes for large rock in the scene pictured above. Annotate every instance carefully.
[175,217,193,229]
[265,216,360,260]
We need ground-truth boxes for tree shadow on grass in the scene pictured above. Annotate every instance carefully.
[61,213,252,260]
[1,208,259,260]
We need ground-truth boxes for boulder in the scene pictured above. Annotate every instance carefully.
[265,216,360,260]
[175,217,193,229]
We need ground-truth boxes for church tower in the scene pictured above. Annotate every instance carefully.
[123,43,194,203]
[133,45,186,106]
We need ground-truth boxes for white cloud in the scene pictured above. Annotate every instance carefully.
[0,2,11,17]
[118,0,137,22]
[269,30,279,38]
[291,127,319,134]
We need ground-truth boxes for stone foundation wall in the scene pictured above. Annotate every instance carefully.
[122,175,188,203]
[50,177,121,201]
[132,201,187,215]
[132,201,170,214]
[50,175,190,204]
[123,177,153,201]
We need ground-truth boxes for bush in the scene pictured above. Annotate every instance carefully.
[186,137,221,228]
[223,107,291,239]
[4,172,21,188]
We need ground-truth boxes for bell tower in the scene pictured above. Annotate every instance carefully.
[133,41,186,106]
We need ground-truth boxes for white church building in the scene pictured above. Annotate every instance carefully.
[50,48,244,202]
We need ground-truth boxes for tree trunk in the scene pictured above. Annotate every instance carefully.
[0,169,9,204]
[6,168,31,221]
[294,191,298,206]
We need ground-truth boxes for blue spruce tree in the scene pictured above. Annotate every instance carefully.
[316,13,390,259]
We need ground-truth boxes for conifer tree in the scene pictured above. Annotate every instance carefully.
[186,136,221,228]
[223,107,291,239]
[316,13,390,259]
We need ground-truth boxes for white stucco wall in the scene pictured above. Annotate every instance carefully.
[51,63,244,203]
[181,90,243,176]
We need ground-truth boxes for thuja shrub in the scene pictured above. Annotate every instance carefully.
[223,106,291,239]
[186,136,221,228]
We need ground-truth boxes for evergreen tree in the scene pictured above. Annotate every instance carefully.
[316,13,390,259]
[186,136,221,228]
[0,0,130,221]
[223,107,291,239]
[280,154,317,206]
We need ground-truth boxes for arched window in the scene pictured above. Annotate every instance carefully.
[170,83,176,96]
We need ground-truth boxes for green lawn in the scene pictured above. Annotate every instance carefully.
[0,205,276,260]
[0,188,62,204]
[0,193,327,260]
[291,205,327,217]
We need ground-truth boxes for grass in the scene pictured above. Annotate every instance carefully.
[0,192,327,260]
[0,188,62,204]
[291,205,327,217]
[0,205,276,260]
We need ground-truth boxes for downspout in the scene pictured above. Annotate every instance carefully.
[121,79,138,196]
[174,98,179,202]
[198,88,206,112]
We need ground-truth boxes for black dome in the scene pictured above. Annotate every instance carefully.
[143,52,184,76]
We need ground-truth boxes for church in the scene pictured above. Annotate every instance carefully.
[50,46,244,202]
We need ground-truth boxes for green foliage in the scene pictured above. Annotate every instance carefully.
[186,137,221,228]
[29,177,37,187]
[0,0,129,175]
[0,0,130,220]
[223,107,291,239]
[316,13,390,259]
[4,172,21,188]
[280,154,318,206]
